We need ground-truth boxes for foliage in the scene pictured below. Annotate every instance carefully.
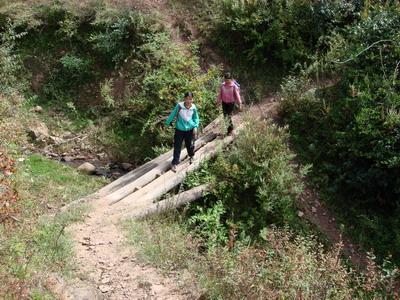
[0,203,90,299]
[180,118,308,259]
[14,154,106,212]
[0,94,29,149]
[125,216,397,299]
[0,151,19,226]
[0,152,105,298]
[199,0,363,69]
[0,18,27,94]
[188,201,228,252]
[58,54,93,85]
[280,3,400,262]
[209,118,306,236]
[0,1,221,162]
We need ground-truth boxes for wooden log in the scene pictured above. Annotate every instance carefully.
[96,151,170,197]
[103,132,217,204]
[60,119,223,213]
[97,117,222,198]
[113,132,238,209]
[128,184,211,220]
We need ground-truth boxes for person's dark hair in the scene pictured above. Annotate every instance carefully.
[184,92,193,98]
[224,72,232,80]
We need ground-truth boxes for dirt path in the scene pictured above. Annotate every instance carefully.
[66,203,189,299]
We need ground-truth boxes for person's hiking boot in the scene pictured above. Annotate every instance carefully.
[171,164,177,172]
[189,156,194,164]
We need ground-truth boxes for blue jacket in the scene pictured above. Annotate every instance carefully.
[165,102,199,131]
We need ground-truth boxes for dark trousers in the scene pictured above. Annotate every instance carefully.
[222,102,235,133]
[172,129,195,165]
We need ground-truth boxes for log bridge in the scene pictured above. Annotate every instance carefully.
[63,103,273,220]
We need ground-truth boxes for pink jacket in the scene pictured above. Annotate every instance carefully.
[216,82,242,105]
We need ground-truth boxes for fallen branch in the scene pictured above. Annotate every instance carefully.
[335,39,394,64]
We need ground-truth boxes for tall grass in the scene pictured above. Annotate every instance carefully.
[125,216,396,300]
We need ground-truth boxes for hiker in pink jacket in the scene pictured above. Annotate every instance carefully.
[216,72,242,135]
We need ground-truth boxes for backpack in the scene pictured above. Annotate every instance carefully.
[221,80,241,103]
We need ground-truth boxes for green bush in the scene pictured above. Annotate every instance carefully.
[282,3,400,204]
[0,1,221,162]
[0,18,27,94]
[202,0,363,69]
[188,201,228,252]
[212,118,306,233]
[280,3,400,262]
[59,54,93,85]
[125,217,397,299]
[185,118,307,248]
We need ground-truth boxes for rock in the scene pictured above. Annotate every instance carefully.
[297,211,304,218]
[97,152,107,160]
[49,136,65,145]
[45,152,58,158]
[311,206,317,213]
[111,172,121,178]
[27,122,50,142]
[62,156,74,163]
[70,285,104,300]
[101,277,111,284]
[138,281,152,290]
[120,163,133,171]
[4,170,13,177]
[78,162,96,175]
[95,169,108,177]
[63,131,72,138]
[98,285,111,293]
[33,105,43,113]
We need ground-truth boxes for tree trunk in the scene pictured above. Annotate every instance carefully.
[102,132,217,204]
[113,131,238,209]
[128,184,211,219]
[97,116,222,198]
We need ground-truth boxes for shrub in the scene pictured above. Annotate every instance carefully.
[125,217,397,299]
[0,1,222,162]
[280,3,400,262]
[282,3,400,205]
[183,117,308,252]
[202,0,362,69]
[0,19,27,95]
[209,117,307,235]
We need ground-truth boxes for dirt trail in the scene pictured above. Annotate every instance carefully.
[66,203,189,299]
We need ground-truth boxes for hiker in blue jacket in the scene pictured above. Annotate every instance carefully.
[165,92,199,172]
